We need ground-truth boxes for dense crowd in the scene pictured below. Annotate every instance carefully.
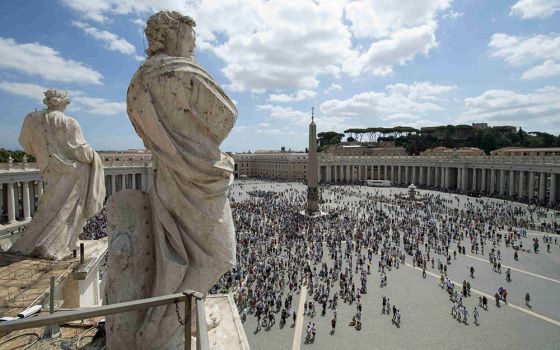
[209,180,559,343]
[80,207,108,240]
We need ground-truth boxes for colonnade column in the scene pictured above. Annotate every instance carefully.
[480,169,486,193]
[22,181,31,220]
[528,171,535,200]
[518,171,525,198]
[490,169,496,194]
[427,166,432,186]
[398,166,402,185]
[550,174,557,205]
[111,175,116,194]
[412,166,416,184]
[472,168,477,192]
[539,172,546,201]
[7,182,15,224]
[440,167,445,188]
[508,170,515,197]
[404,166,409,185]
[499,170,505,195]
[132,173,137,190]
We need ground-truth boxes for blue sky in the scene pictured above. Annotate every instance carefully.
[0,0,559,152]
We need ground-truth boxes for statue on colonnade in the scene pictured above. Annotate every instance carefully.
[10,88,105,260]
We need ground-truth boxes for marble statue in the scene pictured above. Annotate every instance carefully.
[10,89,105,260]
[106,11,237,350]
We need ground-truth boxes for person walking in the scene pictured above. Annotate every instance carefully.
[473,307,479,326]
[331,317,336,333]
[525,292,531,307]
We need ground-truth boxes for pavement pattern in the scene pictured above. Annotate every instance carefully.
[228,180,560,350]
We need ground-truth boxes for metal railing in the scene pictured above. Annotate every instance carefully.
[0,290,209,350]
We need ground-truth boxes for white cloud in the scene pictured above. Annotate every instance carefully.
[324,84,342,94]
[510,0,560,19]
[72,21,143,61]
[72,96,126,115]
[521,60,560,80]
[268,89,317,103]
[344,0,451,39]
[442,10,463,20]
[489,33,560,80]
[0,81,124,116]
[319,82,455,120]
[462,86,560,124]
[489,33,560,66]
[345,22,439,76]
[60,0,453,91]
[0,37,102,85]
[256,104,310,125]
[0,81,47,101]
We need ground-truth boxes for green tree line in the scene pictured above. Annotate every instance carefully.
[0,148,36,163]
[318,125,560,155]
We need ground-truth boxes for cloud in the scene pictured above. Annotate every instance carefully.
[319,82,455,120]
[510,0,560,19]
[521,60,560,80]
[324,84,342,94]
[256,104,310,125]
[489,33,560,66]
[72,96,126,115]
[0,37,102,85]
[344,0,451,39]
[461,86,560,124]
[0,81,47,101]
[72,21,143,60]
[345,22,439,76]
[489,33,560,80]
[0,81,125,116]
[60,0,453,92]
[442,10,463,20]
[268,89,317,103]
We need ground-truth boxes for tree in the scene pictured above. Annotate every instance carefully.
[317,131,344,151]
[0,148,35,163]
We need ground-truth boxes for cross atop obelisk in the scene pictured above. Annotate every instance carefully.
[307,106,319,214]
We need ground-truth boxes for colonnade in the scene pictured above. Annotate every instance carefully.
[0,166,151,229]
[320,163,560,205]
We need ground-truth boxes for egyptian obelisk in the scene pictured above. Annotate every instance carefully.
[307,107,319,214]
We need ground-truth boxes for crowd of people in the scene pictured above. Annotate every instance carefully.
[208,179,559,344]
[80,207,108,240]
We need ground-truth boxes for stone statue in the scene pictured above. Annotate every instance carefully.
[106,11,237,349]
[10,89,105,260]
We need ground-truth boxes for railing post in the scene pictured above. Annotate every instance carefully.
[183,290,207,350]
[79,243,85,264]
[184,292,192,350]
[195,295,208,350]
[44,276,60,338]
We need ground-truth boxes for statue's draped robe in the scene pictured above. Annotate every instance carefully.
[11,111,105,260]
[126,54,237,348]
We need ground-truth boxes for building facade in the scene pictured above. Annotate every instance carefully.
[2,149,560,234]
[232,152,560,206]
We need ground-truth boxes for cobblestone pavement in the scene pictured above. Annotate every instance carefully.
[230,180,560,350]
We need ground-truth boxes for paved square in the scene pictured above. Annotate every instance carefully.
[216,180,560,350]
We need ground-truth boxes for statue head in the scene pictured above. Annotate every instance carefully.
[43,88,70,112]
[145,11,196,59]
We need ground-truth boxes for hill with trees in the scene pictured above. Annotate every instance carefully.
[318,125,560,155]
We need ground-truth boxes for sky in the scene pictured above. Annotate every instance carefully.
[0,0,559,152]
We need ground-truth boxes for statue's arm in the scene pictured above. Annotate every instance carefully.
[66,118,95,164]
[18,114,35,156]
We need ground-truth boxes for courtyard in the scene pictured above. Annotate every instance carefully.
[224,180,560,350]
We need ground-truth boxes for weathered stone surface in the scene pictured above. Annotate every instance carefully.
[10,88,105,260]
[106,11,237,349]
